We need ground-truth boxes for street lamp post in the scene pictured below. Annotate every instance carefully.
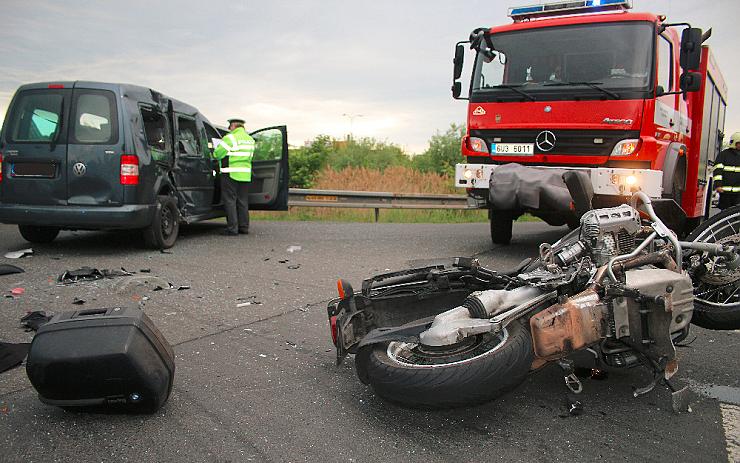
[342,113,363,140]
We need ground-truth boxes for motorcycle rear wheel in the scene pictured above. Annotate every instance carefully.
[686,205,740,330]
[357,318,533,408]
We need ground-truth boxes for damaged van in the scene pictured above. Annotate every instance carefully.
[0,81,289,248]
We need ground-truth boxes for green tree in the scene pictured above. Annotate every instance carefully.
[328,137,409,171]
[413,123,466,176]
[289,135,332,188]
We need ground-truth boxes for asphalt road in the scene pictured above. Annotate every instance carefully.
[0,220,738,463]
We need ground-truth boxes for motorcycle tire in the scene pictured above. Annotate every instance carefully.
[357,318,533,408]
[685,205,740,330]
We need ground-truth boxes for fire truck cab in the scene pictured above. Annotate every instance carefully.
[452,0,727,244]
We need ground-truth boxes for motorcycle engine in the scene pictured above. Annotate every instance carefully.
[556,204,642,267]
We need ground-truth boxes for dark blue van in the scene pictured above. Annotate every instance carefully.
[0,81,289,248]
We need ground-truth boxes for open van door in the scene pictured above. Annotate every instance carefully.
[248,125,289,211]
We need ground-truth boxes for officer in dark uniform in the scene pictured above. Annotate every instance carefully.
[714,132,740,210]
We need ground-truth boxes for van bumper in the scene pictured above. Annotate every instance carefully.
[0,204,156,230]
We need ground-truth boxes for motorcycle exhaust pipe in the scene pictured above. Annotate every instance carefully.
[419,286,543,347]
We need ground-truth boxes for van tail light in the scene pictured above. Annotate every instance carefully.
[120,155,139,185]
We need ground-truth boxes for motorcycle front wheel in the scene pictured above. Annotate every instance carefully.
[686,205,740,330]
[356,318,533,408]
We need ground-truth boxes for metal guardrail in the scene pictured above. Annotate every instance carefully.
[288,188,474,221]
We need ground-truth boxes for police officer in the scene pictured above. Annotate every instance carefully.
[714,132,740,210]
[213,118,255,235]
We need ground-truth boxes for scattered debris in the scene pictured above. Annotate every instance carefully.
[177,285,190,291]
[165,312,177,316]
[160,250,173,254]
[4,248,33,259]
[263,257,271,261]
[286,245,302,253]
[258,354,267,358]
[140,268,151,273]
[0,264,24,276]
[236,300,263,307]
[278,259,289,264]
[287,264,301,270]
[298,305,310,312]
[72,297,86,305]
[0,342,30,374]
[58,267,133,284]
[20,311,52,331]
[10,287,25,296]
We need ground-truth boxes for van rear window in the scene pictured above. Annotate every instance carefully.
[71,90,118,144]
[7,91,65,143]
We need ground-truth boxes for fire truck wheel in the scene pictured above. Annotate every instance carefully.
[490,211,514,245]
[356,318,534,408]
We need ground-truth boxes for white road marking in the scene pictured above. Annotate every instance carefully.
[721,404,740,463]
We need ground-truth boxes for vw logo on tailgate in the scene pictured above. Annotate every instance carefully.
[535,130,556,152]
[72,162,87,176]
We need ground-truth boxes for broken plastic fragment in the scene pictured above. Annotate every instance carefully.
[4,248,33,259]
[0,264,24,276]
[72,297,86,305]
[287,264,301,270]
[286,245,302,253]
[10,287,25,296]
[20,311,52,331]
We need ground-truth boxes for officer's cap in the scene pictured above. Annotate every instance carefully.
[228,118,245,125]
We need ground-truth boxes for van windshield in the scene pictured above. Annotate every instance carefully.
[7,91,65,143]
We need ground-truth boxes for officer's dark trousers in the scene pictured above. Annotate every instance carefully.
[719,193,740,210]
[221,176,250,233]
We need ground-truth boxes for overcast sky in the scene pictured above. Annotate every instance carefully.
[1,0,738,153]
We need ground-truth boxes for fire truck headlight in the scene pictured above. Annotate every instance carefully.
[611,139,640,156]
[468,137,489,154]
[463,168,475,180]
[625,175,637,186]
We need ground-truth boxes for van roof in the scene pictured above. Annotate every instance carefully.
[16,81,201,116]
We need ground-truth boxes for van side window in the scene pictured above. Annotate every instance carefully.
[203,122,221,154]
[141,106,168,151]
[176,116,200,156]
[72,91,118,144]
[8,91,64,143]
[252,128,284,161]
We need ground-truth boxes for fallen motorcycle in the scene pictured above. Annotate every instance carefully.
[327,192,740,408]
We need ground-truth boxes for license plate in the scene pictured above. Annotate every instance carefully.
[491,143,534,156]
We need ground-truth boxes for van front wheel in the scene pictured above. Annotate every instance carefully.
[143,196,179,249]
[18,225,60,244]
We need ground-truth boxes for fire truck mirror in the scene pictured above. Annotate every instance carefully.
[454,44,465,80]
[656,85,666,97]
[452,81,463,99]
[679,72,701,93]
[679,28,703,71]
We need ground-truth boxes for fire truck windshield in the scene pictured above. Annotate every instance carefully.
[472,21,654,101]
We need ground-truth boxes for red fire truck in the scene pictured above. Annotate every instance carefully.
[452,0,727,244]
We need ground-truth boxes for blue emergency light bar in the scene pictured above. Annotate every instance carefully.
[508,0,632,20]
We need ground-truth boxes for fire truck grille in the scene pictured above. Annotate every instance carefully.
[469,129,640,157]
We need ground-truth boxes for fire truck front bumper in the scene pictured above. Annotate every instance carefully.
[455,163,663,210]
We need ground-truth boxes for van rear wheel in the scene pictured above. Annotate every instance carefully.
[143,196,179,249]
[18,225,60,244]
